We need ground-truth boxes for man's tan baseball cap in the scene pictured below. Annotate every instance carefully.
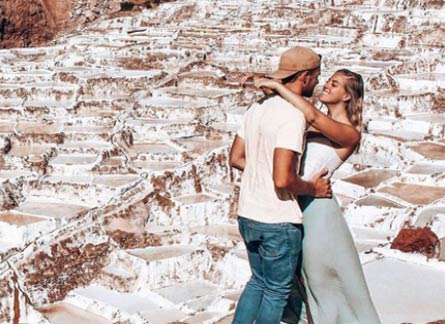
[267,46,321,80]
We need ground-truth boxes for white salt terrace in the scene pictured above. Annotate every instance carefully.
[0,211,54,252]
[0,1,444,324]
[39,303,111,324]
[73,285,164,314]
[14,201,89,220]
[364,258,445,324]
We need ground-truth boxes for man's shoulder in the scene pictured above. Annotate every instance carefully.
[266,95,305,119]
[250,95,305,123]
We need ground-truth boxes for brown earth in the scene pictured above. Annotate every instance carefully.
[391,227,440,258]
[18,230,114,304]
[107,229,162,249]
[0,0,174,48]
[0,1,53,48]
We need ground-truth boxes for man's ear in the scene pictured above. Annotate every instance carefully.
[301,71,309,84]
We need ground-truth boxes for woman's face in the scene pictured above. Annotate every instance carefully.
[319,72,351,104]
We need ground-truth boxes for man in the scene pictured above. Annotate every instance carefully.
[229,46,331,324]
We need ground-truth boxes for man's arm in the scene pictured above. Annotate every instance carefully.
[273,148,331,197]
[229,135,246,171]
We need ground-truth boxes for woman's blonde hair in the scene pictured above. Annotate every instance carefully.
[336,69,364,134]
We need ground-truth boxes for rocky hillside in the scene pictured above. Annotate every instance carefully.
[0,0,173,48]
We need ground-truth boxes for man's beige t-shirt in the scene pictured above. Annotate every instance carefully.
[237,95,306,224]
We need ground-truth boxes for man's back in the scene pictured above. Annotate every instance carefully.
[238,95,306,224]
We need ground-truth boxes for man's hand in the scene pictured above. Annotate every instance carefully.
[309,168,332,198]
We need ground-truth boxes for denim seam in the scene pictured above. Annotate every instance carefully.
[246,222,283,232]
[286,229,292,281]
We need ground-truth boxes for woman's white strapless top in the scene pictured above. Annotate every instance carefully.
[300,135,343,181]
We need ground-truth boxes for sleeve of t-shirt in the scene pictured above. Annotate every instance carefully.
[237,113,246,139]
[275,110,306,154]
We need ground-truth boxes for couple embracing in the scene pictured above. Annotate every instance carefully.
[229,47,381,324]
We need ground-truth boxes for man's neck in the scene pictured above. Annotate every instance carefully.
[284,82,304,96]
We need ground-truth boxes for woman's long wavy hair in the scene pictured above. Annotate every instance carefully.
[336,69,364,151]
[335,69,365,133]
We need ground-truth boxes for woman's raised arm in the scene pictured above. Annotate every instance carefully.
[254,78,360,148]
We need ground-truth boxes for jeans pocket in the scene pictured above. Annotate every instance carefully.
[259,229,286,258]
[287,226,303,257]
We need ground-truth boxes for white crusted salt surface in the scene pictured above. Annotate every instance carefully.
[364,257,445,323]
[0,0,444,323]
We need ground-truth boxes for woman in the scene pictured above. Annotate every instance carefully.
[253,69,380,324]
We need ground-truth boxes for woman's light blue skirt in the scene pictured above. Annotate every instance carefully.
[282,196,380,324]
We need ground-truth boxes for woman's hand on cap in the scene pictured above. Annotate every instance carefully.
[254,78,280,90]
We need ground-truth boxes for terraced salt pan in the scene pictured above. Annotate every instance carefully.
[348,135,405,168]
[14,201,89,220]
[122,244,212,289]
[138,97,210,109]
[177,137,231,155]
[127,245,197,263]
[63,125,114,133]
[368,89,435,108]
[141,308,187,324]
[39,302,111,324]
[0,212,45,226]
[72,285,162,314]
[407,113,445,124]
[0,122,15,133]
[345,203,408,232]
[174,193,218,204]
[191,225,241,242]
[408,142,445,160]
[163,87,240,99]
[127,143,184,167]
[184,312,222,324]
[149,194,231,227]
[0,241,18,254]
[0,211,54,248]
[355,195,405,209]
[92,175,140,188]
[406,162,445,175]
[131,161,183,171]
[214,315,234,324]
[50,154,98,165]
[371,129,427,142]
[16,121,62,134]
[0,170,33,180]
[154,280,219,304]
[397,73,445,90]
[378,183,445,205]
[341,169,398,189]
[364,258,445,324]
[59,141,114,153]
[7,144,55,157]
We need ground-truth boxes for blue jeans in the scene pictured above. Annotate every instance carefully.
[232,216,304,324]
